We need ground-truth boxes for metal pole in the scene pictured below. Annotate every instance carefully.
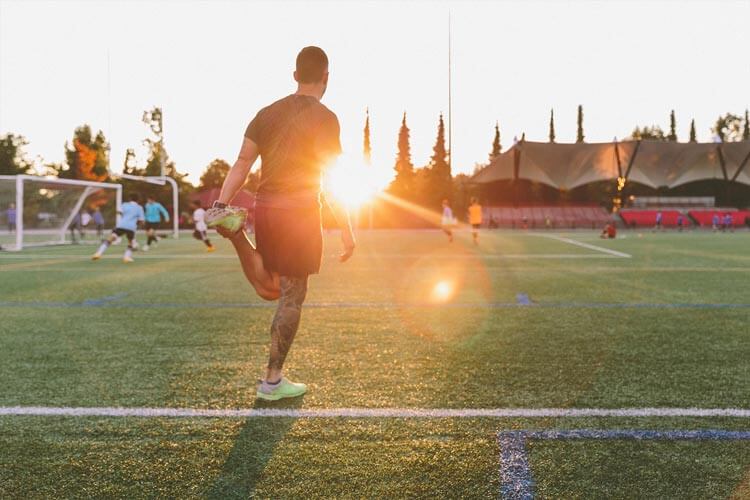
[163,176,179,239]
[448,11,452,176]
[115,184,122,228]
[15,176,23,250]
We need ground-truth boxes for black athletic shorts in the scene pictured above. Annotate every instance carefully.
[472,223,480,230]
[144,221,159,230]
[112,228,135,241]
[254,205,322,277]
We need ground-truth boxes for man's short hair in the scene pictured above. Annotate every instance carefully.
[296,46,328,83]
[129,193,140,202]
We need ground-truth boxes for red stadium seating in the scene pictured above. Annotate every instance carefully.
[483,205,611,229]
[688,210,750,228]
[619,210,686,228]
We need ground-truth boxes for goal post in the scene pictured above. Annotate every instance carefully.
[0,175,122,251]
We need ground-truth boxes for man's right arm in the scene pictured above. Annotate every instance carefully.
[217,137,259,205]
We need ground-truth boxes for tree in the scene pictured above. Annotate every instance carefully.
[548,109,556,143]
[423,113,451,209]
[58,125,109,181]
[0,133,33,175]
[743,109,750,141]
[120,107,193,211]
[668,110,677,142]
[363,108,372,165]
[199,159,231,189]
[388,112,415,199]
[576,105,585,143]
[712,113,743,142]
[489,122,501,161]
[627,125,666,141]
[689,119,697,142]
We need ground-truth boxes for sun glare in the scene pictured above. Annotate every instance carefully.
[323,153,390,208]
[431,280,454,303]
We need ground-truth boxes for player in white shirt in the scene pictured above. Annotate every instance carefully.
[441,199,455,243]
[191,200,215,252]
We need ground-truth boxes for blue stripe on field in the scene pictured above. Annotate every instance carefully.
[516,293,532,306]
[497,429,750,499]
[81,292,128,306]
[1,301,750,310]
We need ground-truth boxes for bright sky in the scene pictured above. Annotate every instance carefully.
[1,0,748,185]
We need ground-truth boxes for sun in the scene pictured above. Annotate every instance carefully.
[431,280,455,303]
[323,153,389,208]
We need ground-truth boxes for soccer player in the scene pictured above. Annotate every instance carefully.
[654,211,663,232]
[468,197,482,245]
[143,196,170,251]
[441,199,454,242]
[723,212,733,232]
[92,193,144,263]
[93,207,105,238]
[190,200,215,252]
[206,46,355,401]
[6,203,17,233]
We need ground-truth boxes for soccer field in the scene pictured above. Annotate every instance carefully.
[1,229,749,498]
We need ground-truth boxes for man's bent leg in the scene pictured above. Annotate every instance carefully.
[223,229,280,301]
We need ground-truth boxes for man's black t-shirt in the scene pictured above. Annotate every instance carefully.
[245,94,341,207]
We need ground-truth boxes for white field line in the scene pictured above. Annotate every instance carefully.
[1,407,748,418]
[0,253,621,261]
[535,234,632,258]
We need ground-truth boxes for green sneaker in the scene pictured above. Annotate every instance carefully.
[205,205,247,234]
[256,378,307,401]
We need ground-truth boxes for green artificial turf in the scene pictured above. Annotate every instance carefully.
[1,229,749,498]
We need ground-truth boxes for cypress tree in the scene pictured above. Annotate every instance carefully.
[576,105,584,143]
[389,112,415,199]
[744,109,750,141]
[668,110,677,141]
[363,108,372,165]
[427,113,451,208]
[548,109,556,143]
[489,122,501,161]
[689,119,697,142]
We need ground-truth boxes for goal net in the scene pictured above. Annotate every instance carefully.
[0,175,122,251]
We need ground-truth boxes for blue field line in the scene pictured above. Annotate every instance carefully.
[1,300,750,310]
[497,429,750,499]
[81,292,129,306]
[516,293,532,306]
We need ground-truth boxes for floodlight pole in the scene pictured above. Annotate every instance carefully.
[448,11,452,177]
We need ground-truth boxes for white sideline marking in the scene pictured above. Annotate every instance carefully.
[1,407,748,418]
[0,253,621,261]
[535,234,632,258]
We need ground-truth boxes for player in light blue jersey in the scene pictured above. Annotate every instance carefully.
[143,196,170,251]
[92,193,145,263]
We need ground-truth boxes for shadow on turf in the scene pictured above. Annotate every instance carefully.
[206,397,304,498]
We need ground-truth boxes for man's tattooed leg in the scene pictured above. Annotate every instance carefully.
[267,276,308,371]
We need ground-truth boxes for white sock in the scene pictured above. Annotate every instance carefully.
[124,248,133,259]
[96,242,109,255]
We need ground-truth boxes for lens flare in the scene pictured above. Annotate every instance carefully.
[431,280,454,302]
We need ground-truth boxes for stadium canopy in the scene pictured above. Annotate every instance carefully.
[471,140,750,189]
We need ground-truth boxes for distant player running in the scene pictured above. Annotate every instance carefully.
[468,197,482,245]
[143,196,170,250]
[190,200,215,252]
[92,193,144,263]
[206,46,355,401]
[441,199,455,242]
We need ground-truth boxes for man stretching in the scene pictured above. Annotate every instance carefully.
[206,46,355,401]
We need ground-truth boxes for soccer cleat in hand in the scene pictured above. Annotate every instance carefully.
[206,206,247,234]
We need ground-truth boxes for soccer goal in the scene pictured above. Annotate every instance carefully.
[0,175,122,251]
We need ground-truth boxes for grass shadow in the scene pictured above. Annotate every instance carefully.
[206,396,304,499]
